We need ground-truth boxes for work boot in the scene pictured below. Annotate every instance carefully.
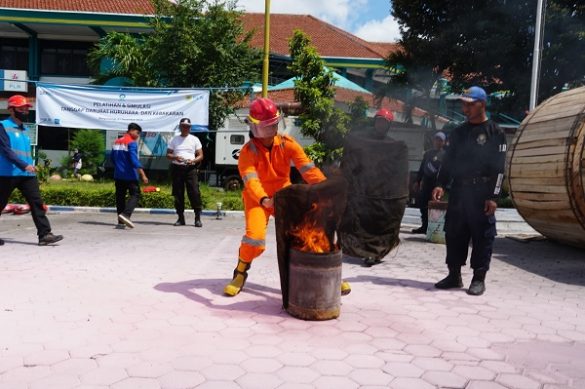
[341,280,352,296]
[194,211,202,228]
[435,267,463,289]
[467,269,487,296]
[38,233,64,246]
[174,214,186,226]
[224,259,251,296]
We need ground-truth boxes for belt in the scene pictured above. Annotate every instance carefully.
[456,176,491,185]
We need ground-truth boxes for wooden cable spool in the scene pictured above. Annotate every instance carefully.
[507,86,585,248]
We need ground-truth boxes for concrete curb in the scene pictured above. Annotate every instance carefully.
[39,205,538,235]
[46,205,243,218]
[403,207,538,235]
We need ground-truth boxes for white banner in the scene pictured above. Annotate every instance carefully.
[36,83,209,132]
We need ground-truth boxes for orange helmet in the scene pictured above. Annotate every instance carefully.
[374,108,394,122]
[247,98,281,138]
[7,95,32,108]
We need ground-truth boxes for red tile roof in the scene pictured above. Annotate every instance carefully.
[0,0,155,14]
[241,13,400,59]
[0,2,401,59]
[364,42,402,58]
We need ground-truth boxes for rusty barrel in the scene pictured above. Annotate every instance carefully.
[507,86,585,248]
[286,248,342,320]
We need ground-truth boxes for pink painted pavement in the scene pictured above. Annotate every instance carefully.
[1,211,584,388]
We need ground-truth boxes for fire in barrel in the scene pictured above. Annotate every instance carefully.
[274,176,347,320]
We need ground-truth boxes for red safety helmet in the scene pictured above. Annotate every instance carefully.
[7,95,32,108]
[374,108,394,122]
[248,98,281,128]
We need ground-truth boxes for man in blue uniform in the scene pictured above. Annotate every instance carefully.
[432,86,507,296]
[412,131,446,234]
[0,95,63,246]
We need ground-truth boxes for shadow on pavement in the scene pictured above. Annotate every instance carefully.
[0,238,42,246]
[401,235,430,243]
[495,238,585,286]
[133,221,174,226]
[154,278,284,315]
[78,221,116,227]
[344,274,437,291]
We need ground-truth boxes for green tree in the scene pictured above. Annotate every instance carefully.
[385,0,585,118]
[288,30,349,163]
[70,129,106,174]
[348,96,369,132]
[88,0,261,130]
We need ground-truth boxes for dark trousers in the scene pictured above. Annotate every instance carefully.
[115,179,140,217]
[0,176,52,237]
[171,164,202,215]
[417,180,434,229]
[444,185,496,271]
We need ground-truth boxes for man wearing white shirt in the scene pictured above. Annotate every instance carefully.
[167,118,204,227]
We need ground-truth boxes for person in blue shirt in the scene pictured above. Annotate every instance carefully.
[111,122,149,229]
[0,95,63,246]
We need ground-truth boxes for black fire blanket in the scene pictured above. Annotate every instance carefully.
[338,132,409,260]
[274,176,348,308]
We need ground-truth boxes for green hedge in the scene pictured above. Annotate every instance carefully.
[8,182,243,210]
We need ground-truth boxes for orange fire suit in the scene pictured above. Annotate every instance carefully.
[238,135,325,262]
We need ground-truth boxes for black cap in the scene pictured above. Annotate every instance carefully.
[179,118,191,126]
[128,122,142,132]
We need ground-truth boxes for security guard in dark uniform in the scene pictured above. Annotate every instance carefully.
[412,131,446,234]
[432,86,507,296]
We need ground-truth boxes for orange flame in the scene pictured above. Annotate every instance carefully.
[289,203,331,253]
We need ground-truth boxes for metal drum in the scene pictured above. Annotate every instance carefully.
[286,248,342,320]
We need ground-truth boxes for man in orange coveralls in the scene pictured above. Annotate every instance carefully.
[224,98,350,297]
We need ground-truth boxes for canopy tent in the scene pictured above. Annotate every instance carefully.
[270,71,372,94]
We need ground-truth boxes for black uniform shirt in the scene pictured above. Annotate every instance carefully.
[437,120,507,199]
[417,148,445,184]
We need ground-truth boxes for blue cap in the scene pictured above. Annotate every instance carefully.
[434,131,446,141]
[460,86,487,102]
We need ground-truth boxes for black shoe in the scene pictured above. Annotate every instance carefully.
[174,218,186,226]
[0,238,4,246]
[38,233,64,246]
[118,214,135,228]
[435,272,463,289]
[467,280,486,296]
[363,257,382,267]
[411,227,427,234]
[194,218,203,228]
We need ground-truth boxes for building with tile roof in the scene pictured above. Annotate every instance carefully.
[0,1,456,188]
[0,1,399,91]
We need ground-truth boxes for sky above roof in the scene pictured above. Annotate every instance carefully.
[236,0,401,43]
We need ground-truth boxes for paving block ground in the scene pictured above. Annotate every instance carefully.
[1,211,584,389]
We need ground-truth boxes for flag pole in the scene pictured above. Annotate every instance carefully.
[261,0,271,98]
[529,0,546,110]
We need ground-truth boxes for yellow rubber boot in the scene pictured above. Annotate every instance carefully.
[341,280,352,296]
[224,259,251,296]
